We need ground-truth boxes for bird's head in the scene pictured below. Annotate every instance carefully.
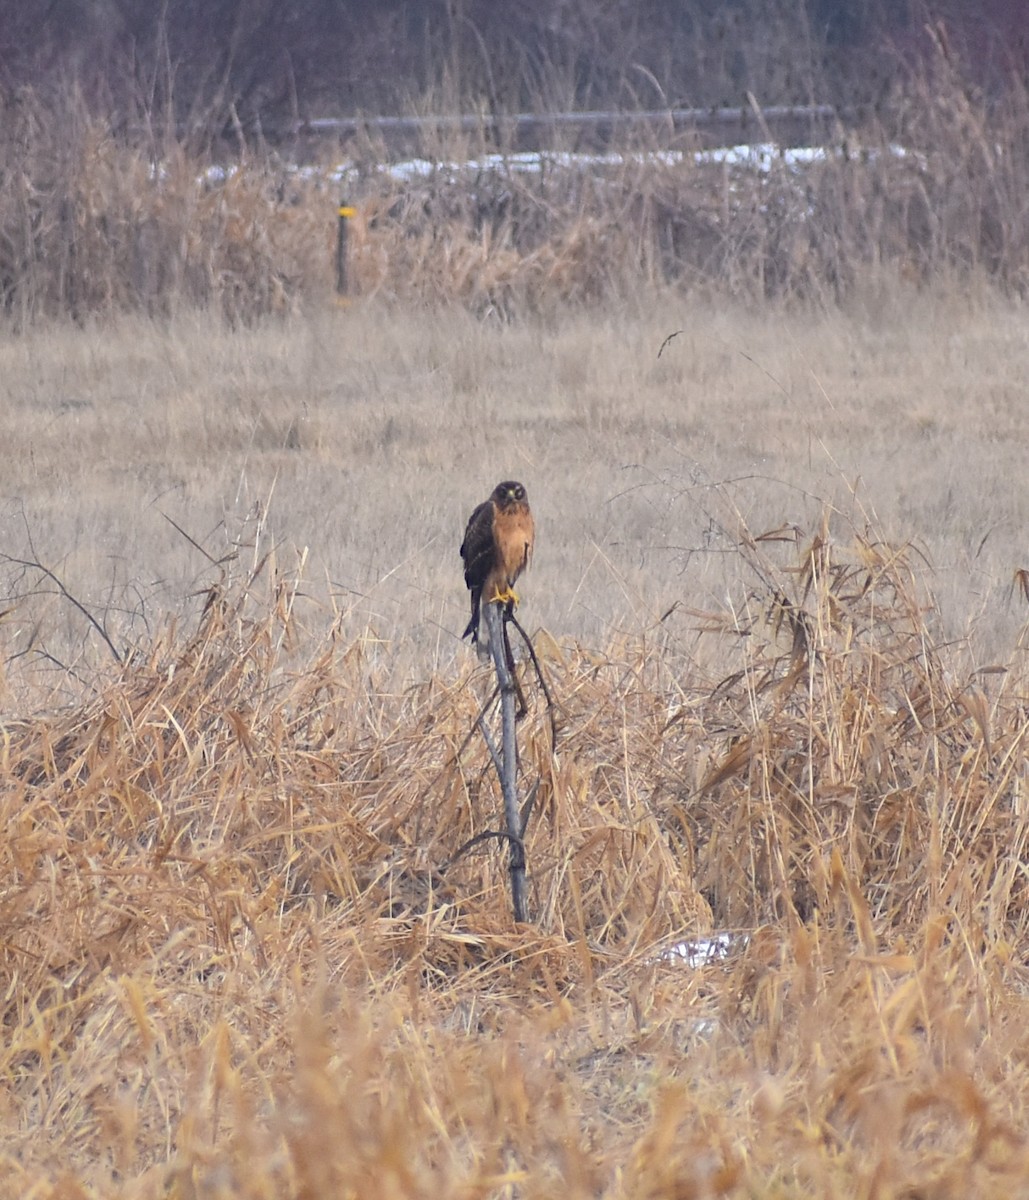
[493,480,527,504]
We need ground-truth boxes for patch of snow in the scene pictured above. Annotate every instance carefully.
[167,141,921,193]
[658,931,747,966]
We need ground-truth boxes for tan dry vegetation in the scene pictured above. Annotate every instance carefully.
[2,487,1029,1197]
[6,54,1029,324]
[5,48,1029,1200]
[0,299,1029,1195]
[2,298,1028,685]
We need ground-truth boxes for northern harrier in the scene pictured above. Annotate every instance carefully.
[460,480,534,650]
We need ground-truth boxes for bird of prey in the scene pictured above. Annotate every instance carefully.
[460,480,534,651]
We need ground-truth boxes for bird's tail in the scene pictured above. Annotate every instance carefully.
[461,588,481,643]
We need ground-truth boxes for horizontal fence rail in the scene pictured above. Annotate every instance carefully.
[290,102,848,152]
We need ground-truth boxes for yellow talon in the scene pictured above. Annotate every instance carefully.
[489,586,519,606]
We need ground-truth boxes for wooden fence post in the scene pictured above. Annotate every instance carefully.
[336,202,356,297]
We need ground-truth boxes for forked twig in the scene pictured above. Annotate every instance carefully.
[1,552,123,666]
[450,604,557,924]
[439,828,524,874]
[439,779,538,874]
[476,712,503,778]
[452,680,501,761]
[507,611,559,750]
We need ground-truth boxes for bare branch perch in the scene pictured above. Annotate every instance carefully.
[482,600,528,923]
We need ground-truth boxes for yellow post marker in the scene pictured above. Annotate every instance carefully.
[336,203,356,298]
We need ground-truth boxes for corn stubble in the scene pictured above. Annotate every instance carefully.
[2,510,1028,1198]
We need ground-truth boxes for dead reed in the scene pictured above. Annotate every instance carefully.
[2,502,1029,1196]
[5,52,1029,324]
[0,89,331,326]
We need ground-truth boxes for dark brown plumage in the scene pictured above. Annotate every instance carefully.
[460,480,534,647]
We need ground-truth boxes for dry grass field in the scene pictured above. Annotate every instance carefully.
[3,294,1029,680]
[2,294,1029,1197]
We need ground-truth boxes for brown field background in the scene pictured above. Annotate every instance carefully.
[4,67,1029,1197]
[3,295,1029,1198]
[3,297,1028,683]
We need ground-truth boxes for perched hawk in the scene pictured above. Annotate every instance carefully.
[460,480,534,649]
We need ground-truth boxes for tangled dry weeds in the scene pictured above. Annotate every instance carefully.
[8,55,1029,326]
[1,515,1029,1196]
